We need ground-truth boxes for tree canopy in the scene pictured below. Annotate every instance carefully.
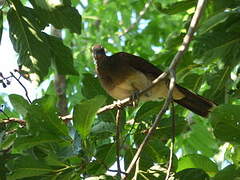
[0,0,240,179]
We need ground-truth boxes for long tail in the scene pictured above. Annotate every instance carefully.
[174,85,216,117]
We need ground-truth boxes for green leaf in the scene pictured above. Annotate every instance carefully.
[193,23,240,67]
[87,143,115,175]
[141,138,178,170]
[81,73,108,99]
[0,134,16,150]
[13,134,62,152]
[26,96,69,138]
[203,66,232,104]
[44,153,67,167]
[7,155,53,179]
[155,117,188,140]
[155,0,196,15]
[0,10,3,44]
[177,154,218,177]
[73,95,106,139]
[214,165,240,180]
[176,168,209,180]
[209,104,240,143]
[135,101,163,122]
[232,145,240,166]
[7,1,52,80]
[45,34,78,75]
[91,121,115,135]
[180,116,218,157]
[30,0,81,34]
[8,94,30,116]
[199,11,234,34]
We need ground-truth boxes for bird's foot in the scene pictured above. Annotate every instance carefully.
[113,100,124,109]
[130,91,140,107]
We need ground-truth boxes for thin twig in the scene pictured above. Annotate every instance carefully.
[133,158,140,180]
[115,109,122,178]
[169,0,206,70]
[10,72,32,103]
[119,0,153,37]
[1,117,26,126]
[124,70,176,179]
[165,102,176,180]
[123,0,206,178]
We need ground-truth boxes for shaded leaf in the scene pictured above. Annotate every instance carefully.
[81,73,108,99]
[7,155,53,180]
[210,104,240,143]
[213,165,240,180]
[135,101,163,122]
[45,34,78,75]
[13,134,62,152]
[26,96,69,138]
[199,11,234,34]
[87,143,115,175]
[176,168,209,180]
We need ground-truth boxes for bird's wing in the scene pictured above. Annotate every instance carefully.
[112,52,163,79]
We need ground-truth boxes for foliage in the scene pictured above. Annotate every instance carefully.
[0,0,240,179]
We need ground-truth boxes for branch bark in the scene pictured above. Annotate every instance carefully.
[123,0,207,178]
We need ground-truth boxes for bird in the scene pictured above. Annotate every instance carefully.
[92,45,216,117]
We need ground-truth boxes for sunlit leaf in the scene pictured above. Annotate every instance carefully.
[73,95,106,139]
[177,154,218,177]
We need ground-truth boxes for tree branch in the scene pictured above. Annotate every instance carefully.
[115,109,122,178]
[165,103,176,180]
[119,0,153,37]
[123,0,207,178]
[10,72,32,103]
[1,117,26,126]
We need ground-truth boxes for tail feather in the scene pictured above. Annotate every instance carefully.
[174,85,216,117]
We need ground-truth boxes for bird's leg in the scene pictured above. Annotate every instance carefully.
[130,91,140,107]
[113,100,125,109]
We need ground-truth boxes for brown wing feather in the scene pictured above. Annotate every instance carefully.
[111,52,163,78]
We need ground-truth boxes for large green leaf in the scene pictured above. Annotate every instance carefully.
[87,143,116,175]
[26,96,69,138]
[73,95,106,139]
[13,134,62,152]
[7,155,53,180]
[210,104,240,143]
[81,73,108,99]
[176,168,209,180]
[7,0,52,80]
[213,165,240,180]
[29,0,81,34]
[177,154,218,177]
[199,11,234,34]
[135,101,163,122]
[8,94,30,117]
[141,138,178,171]
[45,34,78,75]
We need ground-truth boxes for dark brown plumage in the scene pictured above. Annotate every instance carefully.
[92,45,216,117]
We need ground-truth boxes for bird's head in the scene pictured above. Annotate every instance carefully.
[92,45,106,61]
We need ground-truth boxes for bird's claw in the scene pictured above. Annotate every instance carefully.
[130,91,140,107]
[113,100,124,109]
